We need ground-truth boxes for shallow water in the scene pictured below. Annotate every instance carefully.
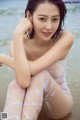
[0,0,80,119]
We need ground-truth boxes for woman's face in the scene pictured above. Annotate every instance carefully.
[32,2,60,42]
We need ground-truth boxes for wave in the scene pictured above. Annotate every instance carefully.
[0,8,24,16]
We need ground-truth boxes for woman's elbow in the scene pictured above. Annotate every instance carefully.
[16,76,31,89]
[20,82,30,89]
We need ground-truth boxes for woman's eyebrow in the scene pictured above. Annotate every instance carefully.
[38,14,60,17]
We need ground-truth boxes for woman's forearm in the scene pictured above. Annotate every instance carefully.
[13,34,31,88]
[0,54,14,69]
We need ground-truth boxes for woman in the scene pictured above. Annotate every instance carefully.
[0,0,74,120]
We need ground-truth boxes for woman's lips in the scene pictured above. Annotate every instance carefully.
[42,32,52,37]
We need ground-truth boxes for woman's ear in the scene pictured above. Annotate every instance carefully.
[26,10,32,22]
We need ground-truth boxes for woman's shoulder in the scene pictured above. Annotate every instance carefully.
[61,31,74,41]
[62,31,74,37]
[59,30,74,47]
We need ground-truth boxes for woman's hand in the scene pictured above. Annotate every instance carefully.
[0,54,14,69]
[14,18,33,36]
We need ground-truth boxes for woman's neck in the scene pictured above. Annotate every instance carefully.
[33,35,53,48]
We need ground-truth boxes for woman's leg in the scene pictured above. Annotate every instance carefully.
[3,80,26,120]
[21,70,58,120]
[39,71,73,120]
[21,71,45,120]
[21,70,73,120]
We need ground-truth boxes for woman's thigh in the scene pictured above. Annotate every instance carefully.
[37,71,73,120]
[43,87,73,119]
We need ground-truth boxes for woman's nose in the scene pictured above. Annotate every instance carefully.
[45,21,52,30]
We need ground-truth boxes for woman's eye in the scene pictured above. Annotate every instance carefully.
[52,18,59,22]
[39,18,46,22]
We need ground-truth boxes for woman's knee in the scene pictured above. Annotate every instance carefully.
[8,80,20,89]
[31,70,54,92]
[30,70,48,90]
[32,70,49,80]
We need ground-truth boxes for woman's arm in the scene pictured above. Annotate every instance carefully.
[12,18,32,88]
[28,31,74,75]
[13,34,31,88]
[0,18,32,88]
[0,54,14,69]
